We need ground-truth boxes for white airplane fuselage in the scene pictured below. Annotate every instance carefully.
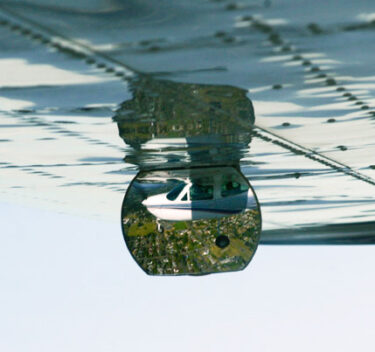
[142,187,255,221]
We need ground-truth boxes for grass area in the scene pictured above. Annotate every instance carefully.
[173,221,188,230]
[210,238,253,259]
[128,221,156,236]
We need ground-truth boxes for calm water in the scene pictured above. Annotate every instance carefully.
[1,0,375,254]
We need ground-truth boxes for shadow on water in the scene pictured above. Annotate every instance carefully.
[115,76,262,275]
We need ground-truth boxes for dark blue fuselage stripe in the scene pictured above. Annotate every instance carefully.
[146,204,244,214]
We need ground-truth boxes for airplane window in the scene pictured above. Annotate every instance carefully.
[166,183,186,201]
[221,179,248,197]
[190,183,213,200]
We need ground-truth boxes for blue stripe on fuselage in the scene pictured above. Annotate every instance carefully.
[146,204,243,214]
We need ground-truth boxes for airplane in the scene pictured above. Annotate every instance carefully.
[141,168,258,227]
[141,181,255,221]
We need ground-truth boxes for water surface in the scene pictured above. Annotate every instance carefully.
[1,0,375,241]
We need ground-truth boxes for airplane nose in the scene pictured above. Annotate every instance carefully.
[142,194,162,207]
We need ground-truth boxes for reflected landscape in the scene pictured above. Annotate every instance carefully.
[122,167,261,275]
[114,76,254,168]
[117,77,261,275]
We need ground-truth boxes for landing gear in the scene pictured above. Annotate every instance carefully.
[156,220,164,233]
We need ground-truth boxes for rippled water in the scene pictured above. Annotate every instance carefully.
[1,0,375,253]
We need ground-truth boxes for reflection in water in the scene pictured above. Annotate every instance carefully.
[117,77,261,275]
[114,76,254,168]
[122,167,261,275]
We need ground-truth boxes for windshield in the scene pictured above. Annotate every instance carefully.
[166,182,186,201]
